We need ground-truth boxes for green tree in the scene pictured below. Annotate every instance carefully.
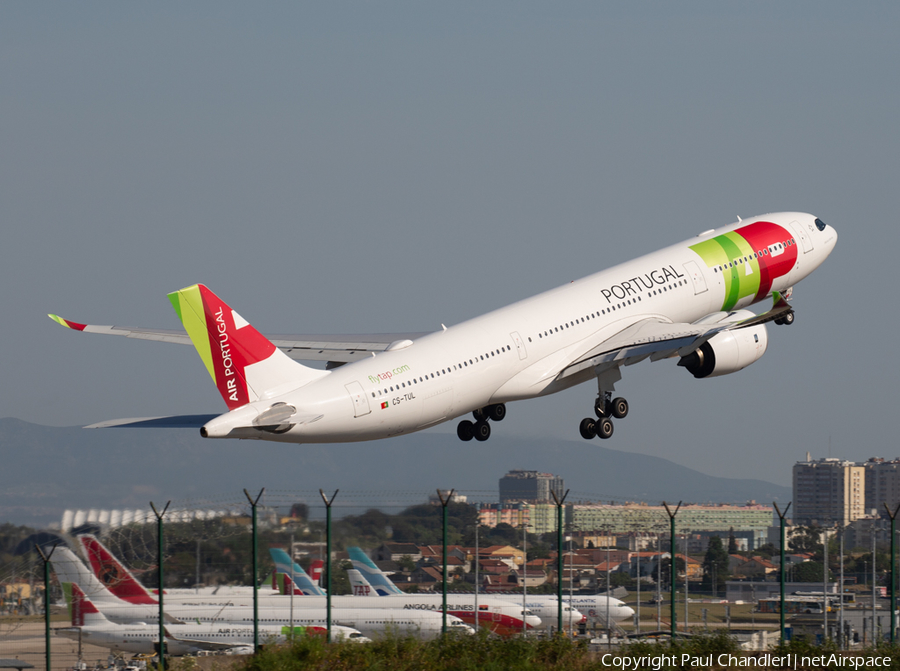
[727,528,738,554]
[792,560,832,582]
[702,536,730,592]
[397,554,417,573]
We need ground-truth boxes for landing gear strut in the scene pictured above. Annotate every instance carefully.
[581,368,627,440]
[457,404,506,442]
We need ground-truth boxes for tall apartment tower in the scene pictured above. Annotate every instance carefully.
[863,458,900,517]
[792,457,865,526]
[499,470,564,503]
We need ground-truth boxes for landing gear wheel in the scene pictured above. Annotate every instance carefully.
[595,417,614,439]
[579,417,597,440]
[781,312,795,325]
[594,398,610,418]
[473,421,491,442]
[457,420,474,442]
[611,397,629,419]
[473,408,488,422]
[487,404,507,422]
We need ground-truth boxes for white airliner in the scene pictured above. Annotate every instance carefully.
[52,543,538,635]
[346,567,590,630]
[57,583,368,654]
[50,213,836,442]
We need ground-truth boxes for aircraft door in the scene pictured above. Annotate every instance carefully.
[683,261,708,295]
[510,332,527,360]
[345,381,371,417]
[789,220,814,254]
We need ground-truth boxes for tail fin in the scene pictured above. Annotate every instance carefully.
[50,547,119,604]
[268,548,326,596]
[309,559,324,586]
[347,546,404,595]
[65,582,109,627]
[78,534,157,605]
[347,569,378,597]
[168,284,326,410]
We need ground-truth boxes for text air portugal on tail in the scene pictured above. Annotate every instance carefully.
[168,284,327,438]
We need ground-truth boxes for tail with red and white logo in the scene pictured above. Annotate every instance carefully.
[77,534,158,605]
[347,569,378,597]
[168,284,326,410]
[64,582,113,627]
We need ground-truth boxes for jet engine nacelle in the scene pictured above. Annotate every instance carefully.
[679,317,768,379]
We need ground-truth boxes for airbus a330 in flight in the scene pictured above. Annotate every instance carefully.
[51,212,836,443]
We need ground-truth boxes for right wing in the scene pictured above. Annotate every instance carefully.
[558,293,792,380]
[48,314,433,364]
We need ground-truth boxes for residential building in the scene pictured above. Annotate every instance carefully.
[570,503,773,549]
[863,458,900,517]
[499,470,565,504]
[792,457,865,526]
[477,503,530,529]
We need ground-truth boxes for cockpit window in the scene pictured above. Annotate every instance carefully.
[815,217,826,231]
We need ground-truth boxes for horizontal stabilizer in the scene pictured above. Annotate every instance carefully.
[85,415,219,429]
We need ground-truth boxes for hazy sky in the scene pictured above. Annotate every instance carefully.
[2,3,898,488]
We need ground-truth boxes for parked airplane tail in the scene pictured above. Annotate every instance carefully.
[347,546,403,595]
[168,284,327,410]
[64,582,108,627]
[309,559,323,585]
[269,548,326,596]
[50,546,119,603]
[347,569,378,597]
[78,534,157,605]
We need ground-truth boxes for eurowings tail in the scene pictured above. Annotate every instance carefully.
[346,546,403,595]
[77,534,157,605]
[168,284,327,410]
[268,548,326,596]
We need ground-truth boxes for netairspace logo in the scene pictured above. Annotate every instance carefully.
[598,653,893,670]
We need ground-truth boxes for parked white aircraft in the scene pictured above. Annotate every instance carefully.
[50,213,836,442]
[57,583,368,654]
[346,567,588,630]
[53,543,537,635]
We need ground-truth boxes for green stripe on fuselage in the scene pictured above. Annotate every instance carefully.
[690,232,760,310]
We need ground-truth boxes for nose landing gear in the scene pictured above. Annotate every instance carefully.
[457,404,506,442]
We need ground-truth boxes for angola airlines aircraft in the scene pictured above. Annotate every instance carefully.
[50,213,836,442]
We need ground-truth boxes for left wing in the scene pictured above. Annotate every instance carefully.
[48,314,433,364]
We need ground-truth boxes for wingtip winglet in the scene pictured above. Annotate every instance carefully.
[48,314,87,331]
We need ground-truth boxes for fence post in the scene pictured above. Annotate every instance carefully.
[35,543,59,671]
[550,489,569,635]
[773,502,791,646]
[244,488,265,653]
[663,501,681,638]
[319,489,339,641]
[150,501,170,669]
[885,502,900,643]
[436,489,455,635]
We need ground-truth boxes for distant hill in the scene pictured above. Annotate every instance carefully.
[0,418,790,527]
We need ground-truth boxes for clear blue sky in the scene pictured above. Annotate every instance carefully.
[2,3,897,487]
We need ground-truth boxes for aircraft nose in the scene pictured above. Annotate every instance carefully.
[622,606,635,620]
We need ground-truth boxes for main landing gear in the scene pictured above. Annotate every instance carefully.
[774,311,795,326]
[457,404,506,442]
[580,392,629,440]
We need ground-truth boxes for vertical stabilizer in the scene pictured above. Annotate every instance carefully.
[168,284,326,410]
[269,548,326,596]
[51,547,119,603]
[347,546,403,595]
[78,534,157,605]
